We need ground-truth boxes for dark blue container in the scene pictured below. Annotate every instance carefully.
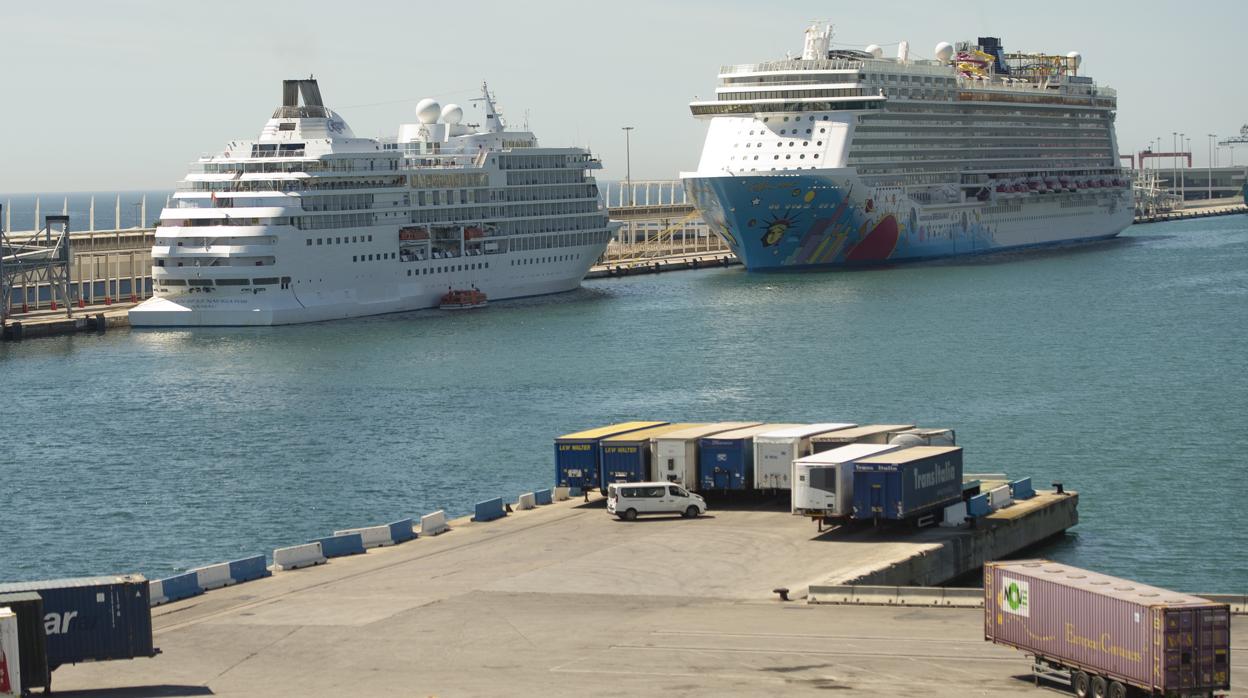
[851,446,964,521]
[698,425,781,491]
[554,422,666,490]
[0,575,156,671]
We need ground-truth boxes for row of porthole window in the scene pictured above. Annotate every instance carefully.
[510,254,579,266]
[309,234,375,246]
[738,140,824,148]
[354,252,396,262]
[729,154,821,161]
[406,262,489,276]
[747,128,828,136]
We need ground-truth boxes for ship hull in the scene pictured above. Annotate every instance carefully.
[683,171,1134,271]
[129,241,604,327]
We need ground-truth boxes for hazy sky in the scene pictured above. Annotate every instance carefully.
[4,0,1247,192]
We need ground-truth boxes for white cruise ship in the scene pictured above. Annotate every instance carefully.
[130,79,616,326]
[681,25,1133,271]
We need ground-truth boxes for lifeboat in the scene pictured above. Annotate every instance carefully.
[440,288,487,310]
[464,225,485,240]
[439,288,487,310]
[1076,178,1089,190]
[399,226,430,241]
[1028,178,1042,192]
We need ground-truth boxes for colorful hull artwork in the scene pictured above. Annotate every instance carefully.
[683,173,1128,271]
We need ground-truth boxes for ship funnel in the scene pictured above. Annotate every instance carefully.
[802,22,833,60]
[275,78,329,118]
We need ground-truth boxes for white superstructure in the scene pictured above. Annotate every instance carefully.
[682,25,1134,270]
[130,79,616,326]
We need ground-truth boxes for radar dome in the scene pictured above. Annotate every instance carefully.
[935,42,954,63]
[416,98,441,124]
[440,103,463,125]
[865,44,883,58]
[1067,51,1083,67]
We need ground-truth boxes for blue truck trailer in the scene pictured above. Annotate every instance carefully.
[851,446,963,522]
[599,424,699,491]
[698,423,799,491]
[0,575,157,681]
[554,422,667,490]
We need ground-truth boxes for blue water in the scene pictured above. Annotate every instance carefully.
[2,216,1247,593]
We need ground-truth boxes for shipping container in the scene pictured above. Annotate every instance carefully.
[851,446,963,521]
[810,424,915,453]
[0,592,48,690]
[985,560,1231,697]
[554,421,667,490]
[0,576,157,673]
[887,427,956,448]
[652,422,761,488]
[698,424,800,491]
[599,424,701,491]
[753,423,856,490]
[791,443,902,518]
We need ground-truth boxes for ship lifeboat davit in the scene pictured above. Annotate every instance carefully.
[845,214,900,263]
[440,288,487,310]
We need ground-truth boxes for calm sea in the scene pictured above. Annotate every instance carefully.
[2,215,1246,592]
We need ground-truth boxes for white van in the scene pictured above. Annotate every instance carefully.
[607,482,707,520]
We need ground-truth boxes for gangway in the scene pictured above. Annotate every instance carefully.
[1,209,76,324]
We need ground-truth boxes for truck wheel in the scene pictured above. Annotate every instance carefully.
[1090,675,1108,698]
[623,508,637,521]
[1107,681,1126,698]
[1072,671,1091,698]
[684,505,699,519]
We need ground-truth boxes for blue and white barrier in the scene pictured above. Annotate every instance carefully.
[967,493,991,518]
[473,497,506,522]
[516,492,536,510]
[194,562,233,591]
[420,510,449,536]
[388,518,416,544]
[534,489,553,505]
[151,571,203,606]
[274,542,326,570]
[553,487,570,502]
[569,487,582,498]
[334,525,394,549]
[987,485,1013,510]
[1009,477,1036,500]
[229,555,271,583]
[314,533,366,558]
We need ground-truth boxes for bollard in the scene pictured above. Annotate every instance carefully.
[50,300,57,311]
[77,298,85,309]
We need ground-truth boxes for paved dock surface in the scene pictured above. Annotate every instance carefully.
[54,497,1245,696]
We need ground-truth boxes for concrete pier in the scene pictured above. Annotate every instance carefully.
[42,488,1188,697]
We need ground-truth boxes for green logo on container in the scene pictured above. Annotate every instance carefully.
[1002,577,1030,617]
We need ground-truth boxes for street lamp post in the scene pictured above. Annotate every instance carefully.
[1208,134,1215,201]
[622,126,634,244]
[1172,132,1178,194]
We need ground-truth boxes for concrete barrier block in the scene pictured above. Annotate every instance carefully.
[806,585,856,604]
[940,501,967,527]
[228,555,271,584]
[853,585,900,606]
[534,488,553,505]
[988,485,1013,509]
[420,510,449,536]
[942,587,985,608]
[1009,477,1036,500]
[274,542,326,570]
[473,497,506,522]
[388,518,416,544]
[516,492,536,510]
[553,487,570,501]
[569,487,582,498]
[194,562,234,591]
[150,571,203,606]
[314,533,365,558]
[895,586,946,607]
[334,525,394,548]
[967,493,991,517]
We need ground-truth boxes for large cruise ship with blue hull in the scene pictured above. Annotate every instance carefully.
[682,24,1133,271]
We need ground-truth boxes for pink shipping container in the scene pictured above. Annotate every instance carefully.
[985,560,1231,697]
